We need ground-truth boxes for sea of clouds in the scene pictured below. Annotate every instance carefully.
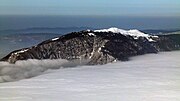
[0,58,90,83]
[0,51,179,101]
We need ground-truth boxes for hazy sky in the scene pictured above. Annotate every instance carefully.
[0,0,179,16]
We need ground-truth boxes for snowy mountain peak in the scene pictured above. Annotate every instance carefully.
[94,27,125,33]
[94,27,158,42]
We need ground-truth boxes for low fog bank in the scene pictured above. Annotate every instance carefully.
[0,51,180,101]
[0,59,89,83]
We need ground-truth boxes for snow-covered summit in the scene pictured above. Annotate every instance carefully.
[94,27,158,42]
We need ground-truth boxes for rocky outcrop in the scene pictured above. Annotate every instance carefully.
[1,28,180,65]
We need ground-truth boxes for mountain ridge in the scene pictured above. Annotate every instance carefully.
[1,28,180,64]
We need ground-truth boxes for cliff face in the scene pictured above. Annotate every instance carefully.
[1,28,180,65]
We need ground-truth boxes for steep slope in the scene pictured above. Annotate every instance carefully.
[1,28,180,64]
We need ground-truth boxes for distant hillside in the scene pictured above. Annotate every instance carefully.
[0,27,91,35]
[1,27,179,35]
[142,29,180,35]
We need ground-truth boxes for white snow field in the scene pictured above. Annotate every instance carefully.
[94,27,158,42]
[0,51,180,101]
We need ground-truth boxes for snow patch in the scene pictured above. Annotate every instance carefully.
[88,33,96,36]
[86,29,91,32]
[52,37,59,41]
[14,49,29,55]
[94,27,158,42]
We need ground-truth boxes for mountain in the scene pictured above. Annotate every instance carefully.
[1,27,180,64]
